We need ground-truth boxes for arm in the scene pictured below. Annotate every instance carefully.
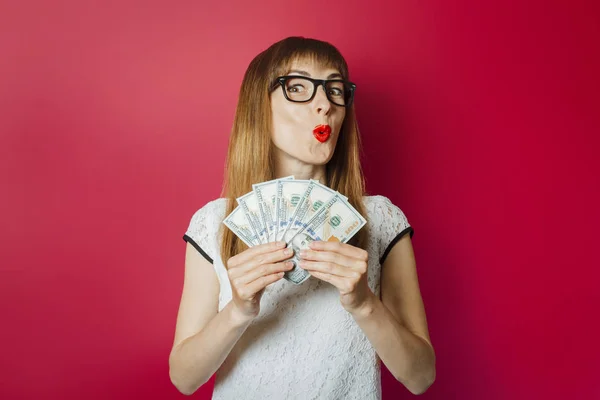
[350,234,436,395]
[298,236,436,394]
[168,242,253,395]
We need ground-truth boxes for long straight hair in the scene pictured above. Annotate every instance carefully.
[220,36,369,264]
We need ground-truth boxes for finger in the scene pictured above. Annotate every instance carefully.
[299,260,361,279]
[231,247,293,278]
[299,249,364,270]
[308,271,351,293]
[228,241,287,269]
[243,271,285,295]
[308,241,368,261]
[236,261,293,285]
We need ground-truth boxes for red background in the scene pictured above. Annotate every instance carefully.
[1,1,599,399]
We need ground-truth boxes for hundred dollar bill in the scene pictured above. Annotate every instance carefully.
[237,191,268,244]
[274,179,285,242]
[222,205,260,247]
[275,179,311,241]
[301,194,366,243]
[253,176,293,243]
[278,180,346,244]
[281,231,315,285]
[277,180,317,241]
[288,179,339,232]
[282,194,367,285]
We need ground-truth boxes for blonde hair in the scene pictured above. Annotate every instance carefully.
[220,36,369,264]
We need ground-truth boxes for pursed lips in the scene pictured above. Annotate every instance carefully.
[313,124,332,143]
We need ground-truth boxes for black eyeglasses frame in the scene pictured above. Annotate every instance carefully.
[272,75,356,107]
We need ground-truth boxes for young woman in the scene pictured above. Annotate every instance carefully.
[170,36,436,399]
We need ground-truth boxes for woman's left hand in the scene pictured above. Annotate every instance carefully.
[298,241,375,314]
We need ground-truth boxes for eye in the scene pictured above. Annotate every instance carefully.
[328,87,343,97]
[327,82,345,97]
[286,83,307,93]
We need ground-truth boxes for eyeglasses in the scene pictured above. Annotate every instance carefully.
[272,76,356,107]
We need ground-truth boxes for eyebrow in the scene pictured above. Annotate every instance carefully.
[288,69,343,79]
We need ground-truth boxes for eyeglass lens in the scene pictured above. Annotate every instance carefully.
[283,77,349,106]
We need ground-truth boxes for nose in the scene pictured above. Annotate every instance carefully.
[313,84,331,115]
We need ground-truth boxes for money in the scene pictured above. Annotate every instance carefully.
[224,178,366,285]
[237,191,268,244]
[294,194,366,243]
[275,179,311,240]
[283,194,367,284]
[277,179,317,242]
[252,176,294,242]
[290,180,339,229]
[222,205,260,247]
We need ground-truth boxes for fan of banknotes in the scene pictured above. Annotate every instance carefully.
[223,176,367,285]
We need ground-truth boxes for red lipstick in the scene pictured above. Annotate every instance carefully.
[313,124,332,143]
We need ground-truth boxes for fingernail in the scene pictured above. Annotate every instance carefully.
[299,250,307,258]
[284,248,292,255]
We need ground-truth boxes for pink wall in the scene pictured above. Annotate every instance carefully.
[2,1,599,399]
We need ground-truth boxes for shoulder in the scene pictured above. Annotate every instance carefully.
[363,195,409,223]
[183,198,228,264]
[188,198,228,224]
[363,195,414,264]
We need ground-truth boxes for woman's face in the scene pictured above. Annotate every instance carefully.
[270,59,346,167]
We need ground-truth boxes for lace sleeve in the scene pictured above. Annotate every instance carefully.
[183,199,226,264]
[374,196,414,265]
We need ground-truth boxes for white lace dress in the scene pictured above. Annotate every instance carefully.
[183,195,414,400]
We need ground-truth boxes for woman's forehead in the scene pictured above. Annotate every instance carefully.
[284,57,341,76]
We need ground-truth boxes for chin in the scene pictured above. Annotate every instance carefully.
[276,143,336,166]
[303,152,334,166]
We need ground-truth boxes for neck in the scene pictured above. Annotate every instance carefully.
[274,160,327,184]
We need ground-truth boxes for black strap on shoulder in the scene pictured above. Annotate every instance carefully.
[183,234,214,264]
[379,227,414,265]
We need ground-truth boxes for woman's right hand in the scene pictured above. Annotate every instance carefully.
[226,241,293,320]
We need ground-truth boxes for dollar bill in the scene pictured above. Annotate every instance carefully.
[275,179,311,241]
[282,194,366,285]
[277,180,347,242]
[237,191,268,244]
[289,179,339,230]
[273,178,286,241]
[282,231,315,285]
[312,194,366,242]
[253,176,293,243]
[222,205,260,247]
[277,180,316,241]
